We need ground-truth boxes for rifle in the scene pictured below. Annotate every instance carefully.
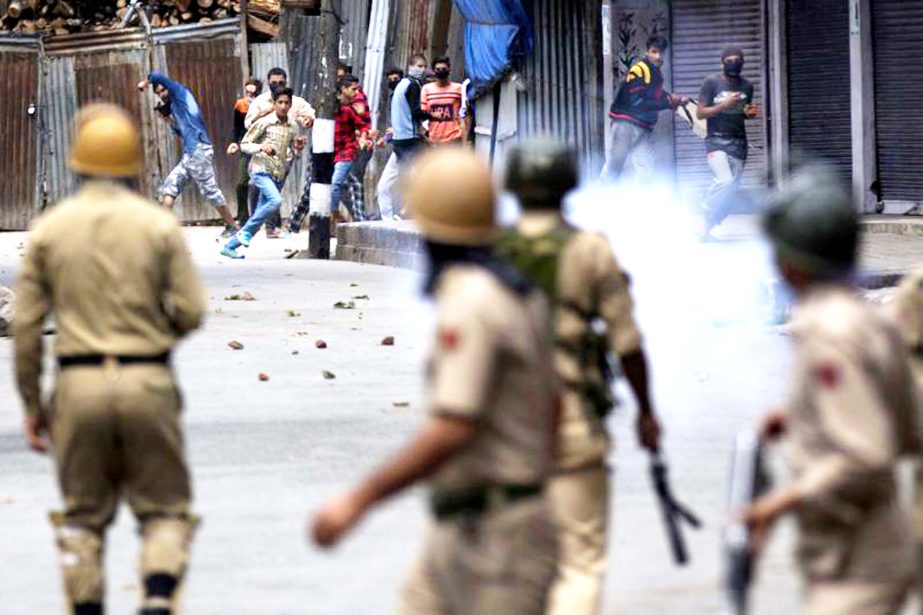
[650,453,702,565]
[724,430,771,615]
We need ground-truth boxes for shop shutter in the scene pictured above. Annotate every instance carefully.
[786,0,851,183]
[872,0,923,206]
[671,0,766,191]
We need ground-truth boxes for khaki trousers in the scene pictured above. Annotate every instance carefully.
[545,465,609,615]
[53,363,191,530]
[395,497,557,615]
[804,578,912,615]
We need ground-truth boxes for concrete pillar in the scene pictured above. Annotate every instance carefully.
[849,0,877,212]
[767,0,788,187]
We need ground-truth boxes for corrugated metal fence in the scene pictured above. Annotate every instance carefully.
[0,37,41,229]
[0,20,245,228]
[517,0,605,173]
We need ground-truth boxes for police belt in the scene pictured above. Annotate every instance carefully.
[430,483,543,521]
[57,352,171,369]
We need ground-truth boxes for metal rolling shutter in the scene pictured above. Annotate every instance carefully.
[786,0,851,183]
[671,0,766,191]
[873,0,923,206]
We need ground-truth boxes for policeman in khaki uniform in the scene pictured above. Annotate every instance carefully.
[744,164,919,614]
[13,104,206,615]
[889,269,923,602]
[311,147,560,613]
[499,139,662,615]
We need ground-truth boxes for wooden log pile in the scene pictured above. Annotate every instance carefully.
[0,0,280,35]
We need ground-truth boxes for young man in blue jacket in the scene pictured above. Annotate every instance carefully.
[602,36,687,181]
[138,72,238,233]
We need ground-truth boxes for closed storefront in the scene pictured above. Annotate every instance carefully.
[786,0,851,183]
[872,0,923,208]
[671,0,767,190]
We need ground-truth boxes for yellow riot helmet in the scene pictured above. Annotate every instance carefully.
[68,103,142,178]
[403,147,497,246]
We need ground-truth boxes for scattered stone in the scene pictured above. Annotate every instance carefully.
[315,340,327,349]
[392,401,409,408]
[228,340,244,350]
[381,336,395,346]
[292,350,300,355]
[352,294,370,300]
[322,370,336,380]
[350,283,359,287]
[333,301,356,309]
[287,309,301,317]
[258,373,269,381]
[225,291,256,301]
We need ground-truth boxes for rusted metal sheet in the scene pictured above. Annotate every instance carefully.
[281,10,320,101]
[151,17,241,43]
[70,48,158,197]
[340,0,370,79]
[0,46,40,229]
[162,36,243,221]
[517,0,605,172]
[42,28,147,56]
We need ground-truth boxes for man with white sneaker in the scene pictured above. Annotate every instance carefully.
[221,87,304,259]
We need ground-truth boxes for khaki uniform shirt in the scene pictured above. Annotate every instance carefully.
[517,212,642,470]
[14,181,207,416]
[241,113,300,182]
[243,91,316,129]
[786,286,917,581]
[427,265,558,492]
[888,268,923,537]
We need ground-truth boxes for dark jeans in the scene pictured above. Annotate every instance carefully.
[391,138,427,163]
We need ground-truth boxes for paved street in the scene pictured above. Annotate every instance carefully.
[0,202,916,613]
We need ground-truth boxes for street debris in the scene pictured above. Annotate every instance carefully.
[292,350,300,355]
[315,340,327,349]
[350,283,359,287]
[227,340,244,350]
[381,336,395,346]
[287,309,301,317]
[322,370,336,380]
[258,373,269,382]
[392,402,410,408]
[225,291,256,301]
[352,294,370,300]
[333,301,356,309]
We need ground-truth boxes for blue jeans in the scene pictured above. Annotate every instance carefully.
[331,161,353,214]
[227,172,282,249]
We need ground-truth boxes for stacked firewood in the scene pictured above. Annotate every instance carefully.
[0,0,280,35]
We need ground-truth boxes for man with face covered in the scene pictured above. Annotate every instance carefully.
[372,68,406,221]
[603,35,687,180]
[138,72,238,231]
[695,46,758,240]
[421,56,468,146]
[391,54,434,163]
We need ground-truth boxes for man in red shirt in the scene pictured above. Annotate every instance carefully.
[333,75,371,221]
[421,56,468,146]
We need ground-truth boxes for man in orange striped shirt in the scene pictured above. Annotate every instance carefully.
[421,57,469,146]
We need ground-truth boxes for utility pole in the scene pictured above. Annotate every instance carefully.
[307,0,341,259]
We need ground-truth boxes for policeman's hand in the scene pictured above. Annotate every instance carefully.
[760,409,788,443]
[741,489,799,555]
[226,143,240,156]
[261,144,276,156]
[636,412,661,452]
[24,414,52,454]
[311,490,368,548]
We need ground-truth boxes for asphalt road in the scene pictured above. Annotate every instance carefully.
[0,206,872,614]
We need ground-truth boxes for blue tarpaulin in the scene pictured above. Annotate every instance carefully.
[453,0,533,97]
